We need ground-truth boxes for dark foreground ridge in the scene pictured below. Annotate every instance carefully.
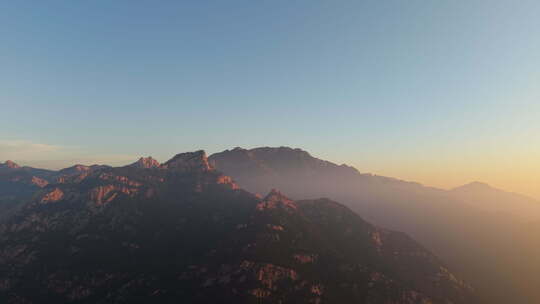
[0,151,473,303]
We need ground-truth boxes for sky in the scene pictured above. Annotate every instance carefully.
[1,1,539,198]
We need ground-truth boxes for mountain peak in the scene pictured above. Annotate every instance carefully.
[0,155,474,304]
[2,160,20,169]
[266,188,286,198]
[209,146,362,197]
[57,164,109,178]
[163,150,213,172]
[72,164,91,171]
[453,181,494,192]
[259,188,296,210]
[129,156,161,169]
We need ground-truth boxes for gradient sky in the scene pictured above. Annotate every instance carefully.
[1,1,539,198]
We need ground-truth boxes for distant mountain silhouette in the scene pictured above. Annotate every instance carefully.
[0,151,473,304]
[450,181,540,221]
[210,146,540,304]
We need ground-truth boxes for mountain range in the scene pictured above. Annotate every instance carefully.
[2,146,539,303]
[209,147,540,304]
[0,151,473,303]
[0,161,109,221]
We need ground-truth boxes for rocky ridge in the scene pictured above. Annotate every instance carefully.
[0,150,473,304]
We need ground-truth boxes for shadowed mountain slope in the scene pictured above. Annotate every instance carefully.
[0,161,56,221]
[209,146,540,304]
[0,151,473,304]
[0,161,108,221]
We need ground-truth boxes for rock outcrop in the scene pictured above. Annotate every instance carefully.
[127,157,161,169]
[39,188,64,203]
[1,160,21,169]
[163,150,213,172]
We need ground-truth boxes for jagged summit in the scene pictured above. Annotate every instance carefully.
[257,188,297,211]
[264,188,292,202]
[1,160,20,169]
[129,156,161,169]
[163,150,213,171]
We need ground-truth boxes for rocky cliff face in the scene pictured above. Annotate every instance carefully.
[163,150,213,172]
[0,150,473,304]
[127,157,161,169]
[0,160,21,169]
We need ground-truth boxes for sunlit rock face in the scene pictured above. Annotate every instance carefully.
[163,150,213,172]
[1,160,21,169]
[39,188,64,203]
[0,150,474,303]
[127,157,161,169]
[30,176,48,188]
[256,189,297,211]
[0,161,113,222]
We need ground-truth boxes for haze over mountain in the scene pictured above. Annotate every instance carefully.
[3,147,539,302]
[209,146,540,304]
[450,181,540,221]
[0,151,473,303]
[3,2,540,303]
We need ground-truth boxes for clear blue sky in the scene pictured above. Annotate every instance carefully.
[1,1,539,196]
